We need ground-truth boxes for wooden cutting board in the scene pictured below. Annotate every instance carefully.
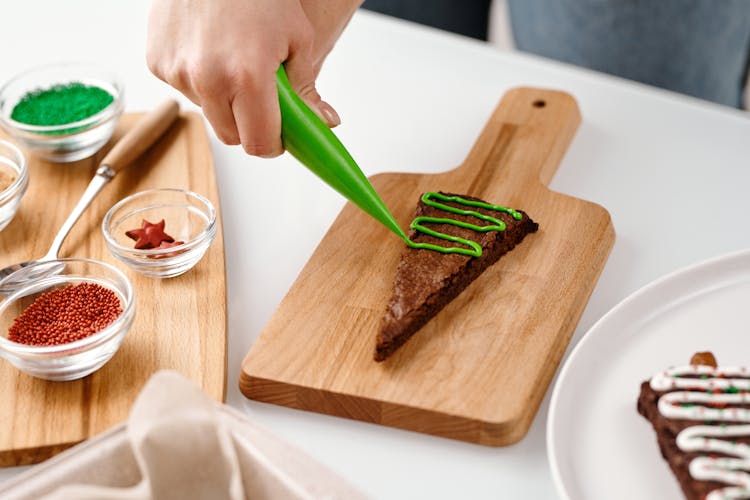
[0,112,226,465]
[240,87,614,446]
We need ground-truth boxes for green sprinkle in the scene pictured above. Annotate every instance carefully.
[700,375,708,380]
[726,386,740,394]
[11,82,114,129]
[680,403,696,408]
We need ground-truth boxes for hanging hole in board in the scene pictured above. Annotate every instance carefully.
[532,100,546,108]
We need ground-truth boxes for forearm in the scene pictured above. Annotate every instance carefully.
[301,0,363,73]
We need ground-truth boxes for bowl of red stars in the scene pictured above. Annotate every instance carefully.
[102,188,217,278]
[0,258,135,381]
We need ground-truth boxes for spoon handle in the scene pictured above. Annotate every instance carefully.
[44,173,110,260]
[43,100,180,260]
[99,99,179,172]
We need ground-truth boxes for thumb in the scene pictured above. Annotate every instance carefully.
[284,46,340,128]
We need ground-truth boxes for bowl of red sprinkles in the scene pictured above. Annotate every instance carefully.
[0,258,135,381]
[102,188,217,278]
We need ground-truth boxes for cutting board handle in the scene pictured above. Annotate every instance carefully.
[456,87,581,191]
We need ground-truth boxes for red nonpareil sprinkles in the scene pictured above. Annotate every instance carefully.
[8,283,122,346]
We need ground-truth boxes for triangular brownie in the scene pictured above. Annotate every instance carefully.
[375,192,538,361]
[638,352,750,500]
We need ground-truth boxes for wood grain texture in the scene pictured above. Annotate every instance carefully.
[0,112,227,465]
[240,87,615,446]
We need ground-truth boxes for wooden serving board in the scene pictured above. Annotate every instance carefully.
[0,112,226,465]
[240,87,614,446]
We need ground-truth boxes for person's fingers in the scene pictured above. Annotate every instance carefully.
[188,64,241,145]
[202,98,240,146]
[285,31,341,128]
[145,46,203,108]
[317,100,341,129]
[147,0,339,156]
[231,74,283,157]
[164,64,202,106]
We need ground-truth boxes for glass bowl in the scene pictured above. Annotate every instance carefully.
[102,188,217,278]
[0,140,28,232]
[0,62,124,163]
[0,258,135,381]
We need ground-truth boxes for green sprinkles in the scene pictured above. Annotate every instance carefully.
[11,82,114,127]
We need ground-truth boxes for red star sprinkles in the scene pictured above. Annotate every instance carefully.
[149,240,186,259]
[125,219,175,249]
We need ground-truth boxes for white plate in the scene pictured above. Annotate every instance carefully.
[547,248,750,500]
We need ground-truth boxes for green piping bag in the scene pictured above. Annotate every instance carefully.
[276,66,407,241]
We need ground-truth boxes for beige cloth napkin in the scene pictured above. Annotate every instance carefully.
[3,371,364,500]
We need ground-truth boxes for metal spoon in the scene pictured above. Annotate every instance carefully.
[0,100,179,293]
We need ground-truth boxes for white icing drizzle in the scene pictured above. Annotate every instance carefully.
[649,364,750,499]
[659,392,750,422]
[651,365,750,392]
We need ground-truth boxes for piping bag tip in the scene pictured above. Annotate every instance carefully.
[276,65,407,242]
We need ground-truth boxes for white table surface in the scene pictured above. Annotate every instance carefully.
[2,3,750,499]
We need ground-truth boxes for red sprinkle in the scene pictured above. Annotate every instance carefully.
[8,283,122,346]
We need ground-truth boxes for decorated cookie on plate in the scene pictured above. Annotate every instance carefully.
[638,352,750,500]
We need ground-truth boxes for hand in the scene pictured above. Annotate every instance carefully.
[146,0,341,157]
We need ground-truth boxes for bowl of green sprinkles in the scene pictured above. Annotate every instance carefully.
[0,62,124,162]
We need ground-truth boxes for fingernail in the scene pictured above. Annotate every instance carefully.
[319,102,341,128]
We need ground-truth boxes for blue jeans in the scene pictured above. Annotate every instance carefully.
[362,0,750,108]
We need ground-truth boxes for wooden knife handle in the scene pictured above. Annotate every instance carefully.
[100,99,180,172]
